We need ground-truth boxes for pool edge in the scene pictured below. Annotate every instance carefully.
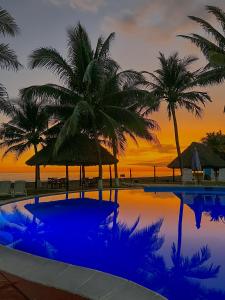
[0,245,166,300]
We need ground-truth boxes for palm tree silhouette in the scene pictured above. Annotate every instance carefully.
[20,23,157,189]
[145,53,211,176]
[0,97,49,188]
[180,5,225,116]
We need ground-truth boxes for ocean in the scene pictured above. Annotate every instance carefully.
[0,166,176,182]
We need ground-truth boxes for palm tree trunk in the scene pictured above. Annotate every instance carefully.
[94,133,103,190]
[112,141,119,188]
[109,165,112,188]
[34,145,39,190]
[171,106,183,177]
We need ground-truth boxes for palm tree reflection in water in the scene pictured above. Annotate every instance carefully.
[0,206,56,257]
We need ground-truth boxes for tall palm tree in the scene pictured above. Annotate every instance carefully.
[0,7,21,103]
[145,53,211,176]
[21,23,157,189]
[179,6,225,90]
[91,68,158,187]
[0,98,49,188]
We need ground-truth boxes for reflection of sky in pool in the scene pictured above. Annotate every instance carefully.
[0,189,225,300]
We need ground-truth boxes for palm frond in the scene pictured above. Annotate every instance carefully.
[206,5,225,32]
[188,16,225,48]
[0,7,19,36]
[20,84,80,104]
[28,48,74,85]
[98,32,115,59]
[54,100,94,153]
[67,23,93,90]
[0,43,21,70]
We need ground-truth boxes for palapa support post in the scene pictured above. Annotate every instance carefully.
[109,165,112,188]
[130,168,132,182]
[79,166,82,187]
[66,165,69,191]
[82,165,85,180]
[173,168,175,183]
[82,165,85,188]
[154,166,156,182]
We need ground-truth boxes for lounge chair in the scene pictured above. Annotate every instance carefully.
[0,181,12,197]
[13,181,27,197]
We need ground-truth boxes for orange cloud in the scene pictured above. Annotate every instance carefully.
[102,0,225,43]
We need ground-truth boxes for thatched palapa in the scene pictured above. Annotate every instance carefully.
[26,137,118,167]
[168,142,225,169]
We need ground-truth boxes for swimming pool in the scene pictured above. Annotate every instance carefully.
[0,189,225,300]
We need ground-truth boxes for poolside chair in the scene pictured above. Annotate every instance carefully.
[0,181,13,197]
[13,181,27,197]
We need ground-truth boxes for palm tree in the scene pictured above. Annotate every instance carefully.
[0,98,49,188]
[91,68,158,187]
[201,131,225,159]
[145,53,211,176]
[0,7,21,103]
[21,23,157,189]
[179,6,225,89]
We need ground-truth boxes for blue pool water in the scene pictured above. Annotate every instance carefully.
[0,189,225,300]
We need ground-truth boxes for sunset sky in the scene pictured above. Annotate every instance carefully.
[1,0,225,179]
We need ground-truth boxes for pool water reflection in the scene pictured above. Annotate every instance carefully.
[0,189,225,300]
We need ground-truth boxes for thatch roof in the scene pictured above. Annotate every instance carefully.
[26,137,118,167]
[168,142,225,169]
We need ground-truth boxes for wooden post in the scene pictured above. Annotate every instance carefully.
[66,165,69,191]
[173,168,175,183]
[109,165,112,187]
[154,166,156,182]
[82,165,85,180]
[130,168,132,182]
[79,166,82,187]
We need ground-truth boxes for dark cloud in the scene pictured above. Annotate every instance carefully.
[128,155,175,167]
[127,144,177,155]
[151,144,177,154]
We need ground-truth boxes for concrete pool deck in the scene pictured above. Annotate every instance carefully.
[0,190,167,300]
